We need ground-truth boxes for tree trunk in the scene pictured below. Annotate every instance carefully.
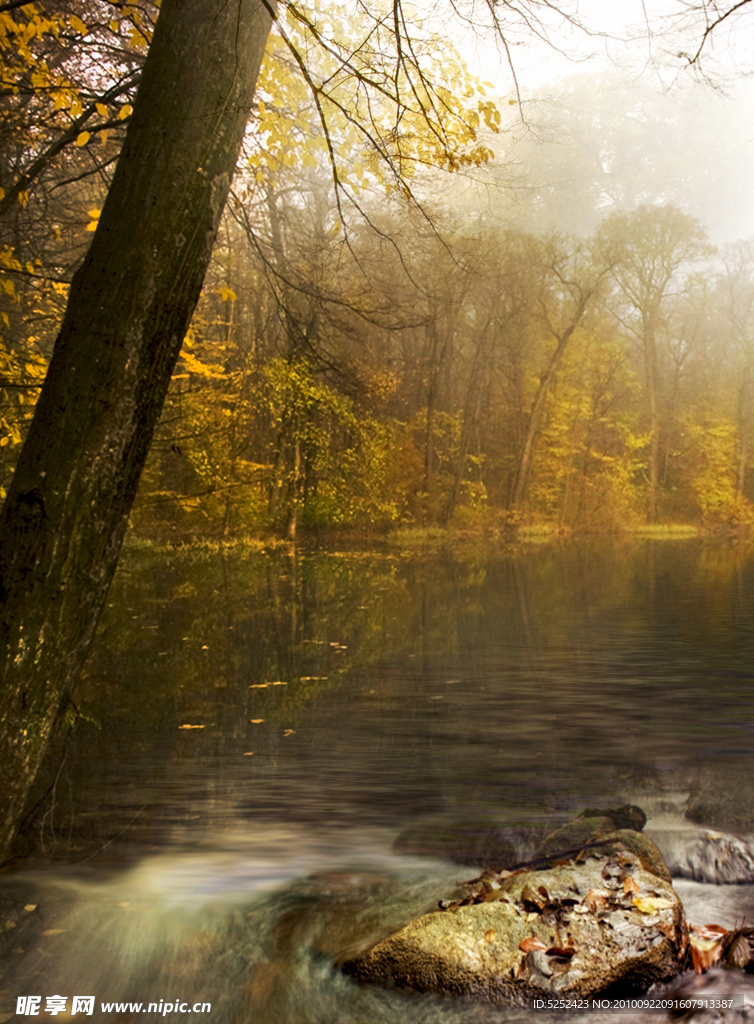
[444,323,490,525]
[644,316,660,523]
[0,0,273,860]
[510,303,588,511]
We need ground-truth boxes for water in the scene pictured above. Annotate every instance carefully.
[4,537,754,1022]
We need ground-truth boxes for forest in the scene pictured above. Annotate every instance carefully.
[3,2,754,545]
[5,5,754,1013]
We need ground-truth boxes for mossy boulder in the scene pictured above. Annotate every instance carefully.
[534,806,671,884]
[342,850,683,1003]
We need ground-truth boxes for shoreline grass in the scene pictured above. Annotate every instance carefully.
[123,518,721,556]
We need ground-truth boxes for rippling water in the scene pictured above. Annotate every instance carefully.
[3,537,754,1022]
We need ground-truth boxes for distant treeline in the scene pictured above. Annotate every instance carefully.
[6,193,754,537]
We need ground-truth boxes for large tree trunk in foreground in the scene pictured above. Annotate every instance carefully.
[0,0,273,859]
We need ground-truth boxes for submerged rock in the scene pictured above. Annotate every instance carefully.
[393,813,553,871]
[650,966,754,1021]
[646,818,754,884]
[580,805,648,832]
[342,849,684,1003]
[686,773,754,832]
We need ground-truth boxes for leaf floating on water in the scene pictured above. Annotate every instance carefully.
[271,681,288,686]
[249,683,269,689]
[283,729,295,737]
[24,904,36,912]
[519,936,548,953]
[178,724,205,730]
[250,719,264,724]
[243,751,255,756]
[690,923,729,973]
[42,929,67,936]
[117,901,130,908]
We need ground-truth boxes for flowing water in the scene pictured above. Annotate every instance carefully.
[3,537,754,1023]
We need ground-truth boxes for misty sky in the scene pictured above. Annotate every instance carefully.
[452,0,754,242]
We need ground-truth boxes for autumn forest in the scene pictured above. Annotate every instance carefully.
[3,1,754,546]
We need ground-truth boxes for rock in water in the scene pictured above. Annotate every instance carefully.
[646,819,754,884]
[535,817,672,883]
[686,770,754,831]
[341,851,683,1003]
[392,814,519,870]
[580,805,648,832]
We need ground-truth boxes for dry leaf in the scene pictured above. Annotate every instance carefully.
[547,945,575,961]
[726,931,751,969]
[690,923,728,973]
[519,936,548,953]
[583,888,612,911]
[521,884,545,910]
[623,876,640,895]
[633,895,675,914]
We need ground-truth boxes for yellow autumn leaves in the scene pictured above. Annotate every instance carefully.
[247,6,503,194]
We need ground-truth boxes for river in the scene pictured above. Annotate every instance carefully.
[3,536,754,1022]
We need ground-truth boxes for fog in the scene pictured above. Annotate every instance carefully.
[455,0,754,243]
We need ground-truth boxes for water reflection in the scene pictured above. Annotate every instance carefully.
[5,537,754,1022]
[51,537,754,849]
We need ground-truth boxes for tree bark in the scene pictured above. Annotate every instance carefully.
[0,0,273,859]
